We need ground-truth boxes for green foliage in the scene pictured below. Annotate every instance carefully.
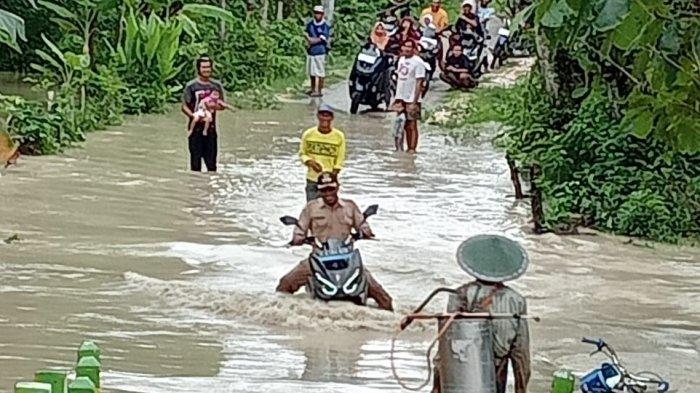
[427,87,516,129]
[495,73,700,242]
[528,0,699,152]
[0,8,27,52]
[1,0,393,155]
[0,95,64,154]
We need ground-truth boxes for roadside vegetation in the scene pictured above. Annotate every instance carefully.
[0,0,389,154]
[428,0,699,243]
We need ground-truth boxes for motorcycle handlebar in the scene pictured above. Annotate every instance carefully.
[581,337,603,348]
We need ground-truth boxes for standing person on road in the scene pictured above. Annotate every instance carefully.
[431,235,531,393]
[391,40,425,153]
[299,104,346,201]
[305,5,332,97]
[181,56,226,172]
[420,0,450,31]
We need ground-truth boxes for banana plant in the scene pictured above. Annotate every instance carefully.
[37,0,101,59]
[0,0,36,52]
[29,33,91,141]
[111,3,235,84]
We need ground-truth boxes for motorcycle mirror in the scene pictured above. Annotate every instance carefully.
[363,204,379,218]
[280,216,299,226]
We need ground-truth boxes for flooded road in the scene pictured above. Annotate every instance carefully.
[0,80,698,392]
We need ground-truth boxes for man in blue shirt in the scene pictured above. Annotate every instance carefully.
[306,5,332,97]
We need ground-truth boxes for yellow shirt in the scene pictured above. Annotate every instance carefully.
[421,7,450,30]
[299,127,346,181]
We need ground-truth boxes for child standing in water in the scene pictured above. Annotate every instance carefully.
[188,90,231,136]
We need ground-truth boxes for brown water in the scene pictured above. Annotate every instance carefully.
[0,79,698,393]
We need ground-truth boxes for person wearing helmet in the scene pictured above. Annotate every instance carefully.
[432,235,531,393]
[276,172,394,311]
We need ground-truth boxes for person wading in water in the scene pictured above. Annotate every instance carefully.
[181,56,226,172]
[299,104,346,202]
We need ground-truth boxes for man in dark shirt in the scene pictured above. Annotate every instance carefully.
[440,44,476,89]
[455,0,484,38]
[181,56,226,172]
[305,5,332,97]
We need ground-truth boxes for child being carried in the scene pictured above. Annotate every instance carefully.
[189,90,232,136]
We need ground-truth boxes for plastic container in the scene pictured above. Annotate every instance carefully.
[14,382,52,393]
[77,341,100,363]
[75,356,101,388]
[551,368,576,393]
[34,370,68,393]
[67,377,95,393]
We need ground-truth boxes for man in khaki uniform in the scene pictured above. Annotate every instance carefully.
[276,172,394,311]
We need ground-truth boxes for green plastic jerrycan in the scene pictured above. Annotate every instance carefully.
[551,368,576,393]
[77,341,101,363]
[76,356,101,388]
[35,370,68,393]
[14,382,52,393]
[67,377,96,393]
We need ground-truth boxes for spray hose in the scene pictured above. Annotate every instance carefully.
[389,287,540,391]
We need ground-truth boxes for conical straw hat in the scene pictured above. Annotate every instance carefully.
[456,235,529,282]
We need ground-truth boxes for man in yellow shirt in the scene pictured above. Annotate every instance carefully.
[420,0,450,31]
[299,104,346,201]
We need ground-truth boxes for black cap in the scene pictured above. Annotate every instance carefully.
[316,172,339,189]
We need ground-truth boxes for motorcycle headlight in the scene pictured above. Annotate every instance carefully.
[315,273,338,296]
[342,268,361,294]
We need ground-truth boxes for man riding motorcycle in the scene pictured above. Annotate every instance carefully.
[276,172,394,311]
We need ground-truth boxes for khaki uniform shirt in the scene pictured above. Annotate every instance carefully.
[293,198,372,245]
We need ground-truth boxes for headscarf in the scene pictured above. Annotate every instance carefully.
[370,22,389,50]
[399,16,421,42]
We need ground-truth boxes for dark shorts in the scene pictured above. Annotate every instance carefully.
[305,179,319,202]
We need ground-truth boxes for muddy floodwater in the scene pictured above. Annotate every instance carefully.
[0,80,698,393]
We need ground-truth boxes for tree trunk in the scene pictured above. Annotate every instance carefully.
[220,0,226,40]
[530,164,546,233]
[535,32,558,97]
[506,155,524,199]
[277,1,284,20]
[261,0,269,25]
[323,0,335,24]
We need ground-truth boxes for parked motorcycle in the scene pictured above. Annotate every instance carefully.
[551,338,670,393]
[279,204,379,305]
[349,44,395,114]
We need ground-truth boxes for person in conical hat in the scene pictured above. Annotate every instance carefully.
[432,234,531,393]
[0,131,20,169]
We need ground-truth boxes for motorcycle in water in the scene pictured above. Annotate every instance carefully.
[279,204,379,305]
[349,43,395,114]
[551,338,670,393]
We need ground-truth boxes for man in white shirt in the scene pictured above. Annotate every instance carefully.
[391,40,426,152]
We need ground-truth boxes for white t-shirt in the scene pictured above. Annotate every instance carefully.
[394,56,426,103]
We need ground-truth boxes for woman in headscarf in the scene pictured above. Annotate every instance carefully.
[370,22,390,51]
[386,16,421,56]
